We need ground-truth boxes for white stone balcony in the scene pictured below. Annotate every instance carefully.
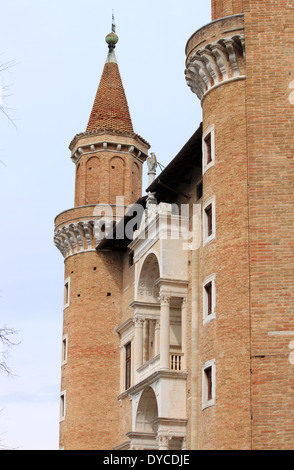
[137,354,160,382]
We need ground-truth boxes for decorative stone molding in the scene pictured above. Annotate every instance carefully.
[185,34,245,100]
[54,219,100,259]
[134,316,144,328]
[159,294,171,306]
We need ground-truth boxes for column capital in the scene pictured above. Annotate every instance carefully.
[159,294,171,306]
[134,316,144,327]
[157,434,170,450]
[181,296,187,307]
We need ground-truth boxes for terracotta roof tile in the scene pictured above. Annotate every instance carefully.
[86,50,134,133]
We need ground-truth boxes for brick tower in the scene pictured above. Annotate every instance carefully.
[185,0,294,449]
[54,25,150,450]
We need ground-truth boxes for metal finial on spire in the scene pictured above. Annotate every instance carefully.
[106,11,119,50]
[112,11,116,33]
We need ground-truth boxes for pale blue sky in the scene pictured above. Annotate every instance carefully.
[0,1,210,450]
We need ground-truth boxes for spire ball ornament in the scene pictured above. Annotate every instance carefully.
[105,32,119,49]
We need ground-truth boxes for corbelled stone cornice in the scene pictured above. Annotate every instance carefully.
[54,218,115,259]
[185,33,245,101]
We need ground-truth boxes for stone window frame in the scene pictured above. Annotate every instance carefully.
[203,274,216,325]
[202,124,215,175]
[59,390,66,422]
[203,195,216,246]
[64,277,70,309]
[61,334,68,366]
[117,319,134,393]
[125,341,132,390]
[202,359,216,410]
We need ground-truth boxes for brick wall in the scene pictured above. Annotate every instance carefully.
[211,0,244,20]
[60,250,123,449]
[244,0,294,449]
[74,149,143,208]
[199,79,252,449]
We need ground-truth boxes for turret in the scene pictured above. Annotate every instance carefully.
[54,20,150,450]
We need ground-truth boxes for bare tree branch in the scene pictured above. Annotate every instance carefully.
[0,326,20,376]
[0,59,18,131]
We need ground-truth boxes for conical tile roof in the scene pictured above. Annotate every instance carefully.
[86,39,134,133]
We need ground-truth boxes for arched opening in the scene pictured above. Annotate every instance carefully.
[135,387,158,433]
[137,254,160,363]
[137,253,160,303]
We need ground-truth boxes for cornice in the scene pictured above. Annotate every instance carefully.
[69,128,150,153]
[185,33,245,101]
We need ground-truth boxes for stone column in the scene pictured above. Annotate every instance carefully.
[154,319,160,356]
[157,434,170,450]
[181,297,187,370]
[143,319,149,363]
[134,316,144,382]
[159,294,170,370]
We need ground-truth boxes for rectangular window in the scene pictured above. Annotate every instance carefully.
[203,196,216,246]
[205,282,212,316]
[205,204,212,237]
[202,359,215,409]
[202,125,215,174]
[61,335,68,365]
[205,366,212,401]
[60,391,66,421]
[204,133,212,164]
[125,342,131,390]
[203,274,216,324]
[64,277,70,309]
[64,283,69,304]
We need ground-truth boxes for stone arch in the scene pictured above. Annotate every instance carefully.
[137,252,160,303]
[135,387,158,433]
[109,156,125,204]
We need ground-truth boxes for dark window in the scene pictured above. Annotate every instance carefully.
[62,337,67,362]
[205,282,212,315]
[125,342,131,390]
[205,133,212,164]
[205,366,212,401]
[64,282,69,305]
[205,204,212,237]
